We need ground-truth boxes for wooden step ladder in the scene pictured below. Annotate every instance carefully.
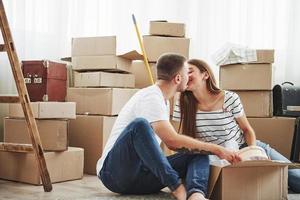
[0,0,52,192]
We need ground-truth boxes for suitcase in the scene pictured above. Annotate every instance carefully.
[22,60,67,102]
[291,117,300,162]
[273,82,300,117]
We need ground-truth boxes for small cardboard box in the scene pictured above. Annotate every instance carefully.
[74,71,135,88]
[235,91,272,117]
[143,35,190,62]
[208,160,288,200]
[4,118,68,151]
[248,117,296,158]
[131,61,157,88]
[67,88,139,115]
[72,54,132,73]
[149,21,185,37]
[69,115,116,174]
[220,63,273,90]
[0,147,84,185]
[72,36,116,56]
[9,102,76,119]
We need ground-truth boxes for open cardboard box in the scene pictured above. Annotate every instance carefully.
[72,36,143,72]
[208,160,289,200]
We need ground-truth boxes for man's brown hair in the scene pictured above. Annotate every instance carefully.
[156,53,186,81]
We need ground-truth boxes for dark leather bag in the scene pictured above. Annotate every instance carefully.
[273,82,300,117]
[291,117,300,162]
[22,60,67,102]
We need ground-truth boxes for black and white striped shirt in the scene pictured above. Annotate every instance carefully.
[173,90,245,147]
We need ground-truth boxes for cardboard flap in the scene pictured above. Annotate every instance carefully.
[119,50,143,60]
[150,20,168,22]
[207,165,222,198]
[227,160,289,168]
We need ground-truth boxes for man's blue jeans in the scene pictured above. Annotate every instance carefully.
[99,118,210,197]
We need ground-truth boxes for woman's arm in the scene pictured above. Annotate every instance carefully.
[235,115,256,146]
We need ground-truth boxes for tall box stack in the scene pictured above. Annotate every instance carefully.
[132,21,189,115]
[219,49,295,158]
[1,101,84,185]
[134,21,189,156]
[220,50,274,118]
[67,36,139,174]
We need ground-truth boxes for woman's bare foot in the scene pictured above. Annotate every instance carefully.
[171,184,186,200]
[188,192,208,200]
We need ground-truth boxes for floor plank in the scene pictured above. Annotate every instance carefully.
[0,175,299,200]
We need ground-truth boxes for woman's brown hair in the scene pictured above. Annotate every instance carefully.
[179,59,221,138]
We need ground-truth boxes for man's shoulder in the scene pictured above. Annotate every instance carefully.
[138,85,162,98]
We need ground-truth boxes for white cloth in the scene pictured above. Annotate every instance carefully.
[212,43,257,66]
[96,85,170,175]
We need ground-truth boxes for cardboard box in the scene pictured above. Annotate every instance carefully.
[208,160,288,200]
[248,117,296,158]
[71,36,142,72]
[3,118,68,151]
[67,88,139,115]
[72,36,116,56]
[220,63,273,90]
[235,91,272,117]
[69,115,116,174]
[131,61,157,88]
[74,71,135,88]
[254,50,274,64]
[221,49,274,66]
[143,35,190,62]
[72,55,132,73]
[0,147,84,185]
[9,102,76,119]
[149,21,185,37]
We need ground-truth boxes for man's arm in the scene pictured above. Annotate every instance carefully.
[151,120,241,163]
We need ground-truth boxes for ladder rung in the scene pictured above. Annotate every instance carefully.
[0,44,5,52]
[0,142,34,153]
[0,95,20,103]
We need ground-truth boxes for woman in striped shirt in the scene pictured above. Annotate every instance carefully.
[173,58,300,193]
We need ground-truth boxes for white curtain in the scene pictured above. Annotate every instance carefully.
[0,0,300,138]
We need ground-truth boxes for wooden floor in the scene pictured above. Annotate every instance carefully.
[0,175,299,200]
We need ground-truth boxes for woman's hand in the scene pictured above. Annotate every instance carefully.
[212,145,241,164]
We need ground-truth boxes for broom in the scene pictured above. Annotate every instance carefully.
[132,14,154,85]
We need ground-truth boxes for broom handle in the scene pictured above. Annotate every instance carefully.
[132,14,155,85]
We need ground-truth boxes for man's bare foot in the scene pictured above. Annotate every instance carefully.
[171,184,186,200]
[188,192,208,200]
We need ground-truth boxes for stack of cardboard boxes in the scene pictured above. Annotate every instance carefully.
[67,36,139,174]
[212,50,290,200]
[220,50,295,159]
[131,21,189,155]
[0,101,84,185]
[132,21,189,89]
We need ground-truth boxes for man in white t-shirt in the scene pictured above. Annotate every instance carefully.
[97,53,240,200]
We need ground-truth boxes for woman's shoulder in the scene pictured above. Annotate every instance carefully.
[224,90,239,99]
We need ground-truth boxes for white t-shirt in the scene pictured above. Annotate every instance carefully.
[173,90,245,149]
[96,85,170,175]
